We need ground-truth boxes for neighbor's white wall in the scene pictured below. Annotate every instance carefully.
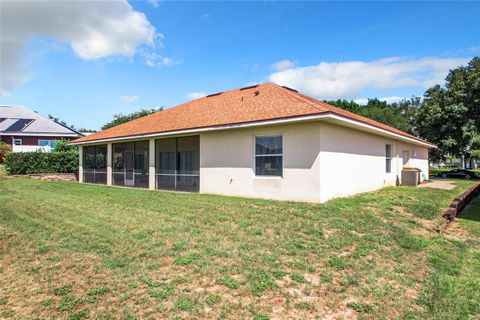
[12,145,52,152]
[200,122,322,202]
[318,123,429,202]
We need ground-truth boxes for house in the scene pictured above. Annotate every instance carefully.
[71,83,435,203]
[0,105,83,152]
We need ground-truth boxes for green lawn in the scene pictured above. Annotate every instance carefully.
[1,178,479,319]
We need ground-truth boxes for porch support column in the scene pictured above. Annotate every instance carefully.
[149,138,155,190]
[78,145,84,183]
[107,143,112,186]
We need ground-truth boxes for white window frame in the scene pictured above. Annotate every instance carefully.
[13,138,22,146]
[385,144,392,174]
[253,134,283,178]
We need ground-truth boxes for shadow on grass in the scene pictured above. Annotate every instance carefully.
[458,196,480,222]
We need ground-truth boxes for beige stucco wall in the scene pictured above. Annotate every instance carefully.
[398,141,429,181]
[318,123,429,202]
[200,122,322,202]
[200,121,429,203]
[78,120,430,203]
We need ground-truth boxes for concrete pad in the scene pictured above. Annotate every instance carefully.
[417,180,456,190]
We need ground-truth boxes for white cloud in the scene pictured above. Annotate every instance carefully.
[147,0,161,8]
[120,95,139,102]
[187,92,207,100]
[268,56,470,100]
[354,96,404,106]
[0,0,158,96]
[144,52,179,67]
[271,59,296,71]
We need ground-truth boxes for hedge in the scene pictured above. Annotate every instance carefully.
[4,150,78,175]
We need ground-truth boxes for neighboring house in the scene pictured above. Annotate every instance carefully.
[71,83,435,203]
[0,105,83,152]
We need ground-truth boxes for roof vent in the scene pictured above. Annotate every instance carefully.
[206,92,223,98]
[282,86,298,93]
[240,84,259,91]
[254,90,260,96]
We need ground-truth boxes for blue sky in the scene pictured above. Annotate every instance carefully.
[1,1,479,130]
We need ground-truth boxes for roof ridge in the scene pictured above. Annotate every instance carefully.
[93,84,267,136]
[267,83,430,143]
[267,83,326,113]
[72,82,434,147]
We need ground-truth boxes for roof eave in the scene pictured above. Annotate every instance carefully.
[69,113,436,148]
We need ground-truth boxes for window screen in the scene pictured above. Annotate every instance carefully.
[83,145,107,184]
[112,141,149,188]
[255,135,283,177]
[155,136,199,192]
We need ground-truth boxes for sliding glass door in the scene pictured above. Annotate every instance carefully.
[112,141,149,188]
[155,136,199,192]
[83,145,107,184]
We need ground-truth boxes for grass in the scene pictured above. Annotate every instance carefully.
[0,177,479,319]
[417,195,480,319]
[0,164,6,177]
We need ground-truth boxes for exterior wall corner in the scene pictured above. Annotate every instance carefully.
[107,143,112,186]
[78,145,83,183]
[148,138,156,190]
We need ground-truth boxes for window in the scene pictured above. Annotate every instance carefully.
[13,138,22,146]
[386,144,392,173]
[39,139,59,149]
[403,150,410,166]
[255,135,283,177]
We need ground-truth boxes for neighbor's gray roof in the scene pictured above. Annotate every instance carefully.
[0,105,82,136]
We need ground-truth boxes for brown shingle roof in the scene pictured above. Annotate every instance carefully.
[73,83,433,146]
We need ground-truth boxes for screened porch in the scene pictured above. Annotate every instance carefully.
[155,135,199,192]
[80,135,200,192]
[112,140,149,188]
[83,144,107,184]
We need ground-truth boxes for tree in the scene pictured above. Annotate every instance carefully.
[54,139,76,152]
[325,97,419,134]
[324,99,360,112]
[101,107,163,130]
[416,57,480,165]
[77,128,97,133]
[0,142,12,163]
[48,114,75,129]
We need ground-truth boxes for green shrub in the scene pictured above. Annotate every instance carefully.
[4,150,78,174]
[54,139,77,152]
